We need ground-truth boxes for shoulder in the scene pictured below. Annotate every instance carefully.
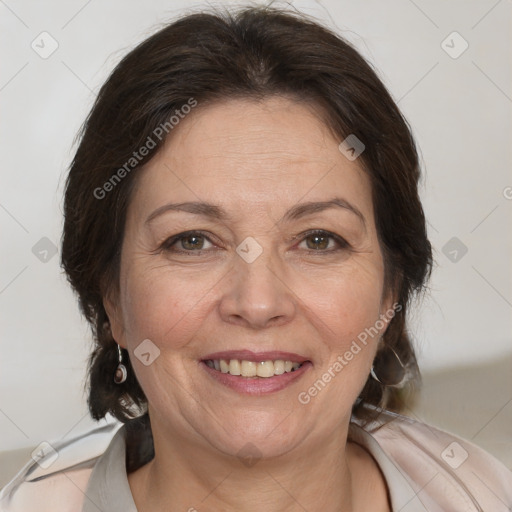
[361,409,512,511]
[0,422,121,512]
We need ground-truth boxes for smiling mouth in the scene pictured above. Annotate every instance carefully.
[203,358,307,378]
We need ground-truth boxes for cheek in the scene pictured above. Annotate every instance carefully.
[293,259,385,401]
[296,278,383,413]
[117,263,220,411]
[290,262,383,420]
[299,259,385,342]
[118,260,221,351]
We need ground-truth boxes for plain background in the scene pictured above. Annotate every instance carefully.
[1,0,511,471]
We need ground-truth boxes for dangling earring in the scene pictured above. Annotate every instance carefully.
[114,344,128,384]
[370,344,407,388]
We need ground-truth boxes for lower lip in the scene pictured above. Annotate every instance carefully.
[200,361,312,395]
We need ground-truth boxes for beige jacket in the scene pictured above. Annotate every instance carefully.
[1,410,511,511]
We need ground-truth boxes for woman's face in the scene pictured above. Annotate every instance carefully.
[107,96,395,458]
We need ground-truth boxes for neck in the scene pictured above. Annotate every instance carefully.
[128,415,360,512]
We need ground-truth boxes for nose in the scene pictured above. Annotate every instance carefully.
[218,247,296,329]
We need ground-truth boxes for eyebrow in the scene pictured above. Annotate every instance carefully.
[145,197,366,229]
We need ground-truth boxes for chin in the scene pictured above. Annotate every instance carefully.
[199,409,308,461]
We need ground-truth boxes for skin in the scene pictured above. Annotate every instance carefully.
[106,96,394,511]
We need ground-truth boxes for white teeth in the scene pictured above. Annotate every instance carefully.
[229,359,241,375]
[205,358,305,377]
[256,361,274,377]
[273,360,285,375]
[241,360,257,377]
[220,359,229,373]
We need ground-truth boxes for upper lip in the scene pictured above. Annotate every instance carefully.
[201,350,310,363]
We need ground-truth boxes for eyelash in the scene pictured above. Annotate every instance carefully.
[160,229,349,255]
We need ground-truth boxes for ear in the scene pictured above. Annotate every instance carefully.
[378,288,401,337]
[103,292,127,349]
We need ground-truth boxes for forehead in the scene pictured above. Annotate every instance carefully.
[129,96,373,222]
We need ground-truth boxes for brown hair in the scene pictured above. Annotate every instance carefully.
[61,6,432,426]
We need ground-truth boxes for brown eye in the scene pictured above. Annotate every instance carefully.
[161,231,215,253]
[305,233,330,250]
[297,230,348,252]
[180,234,206,250]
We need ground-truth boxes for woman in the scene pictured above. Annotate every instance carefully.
[1,5,511,511]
